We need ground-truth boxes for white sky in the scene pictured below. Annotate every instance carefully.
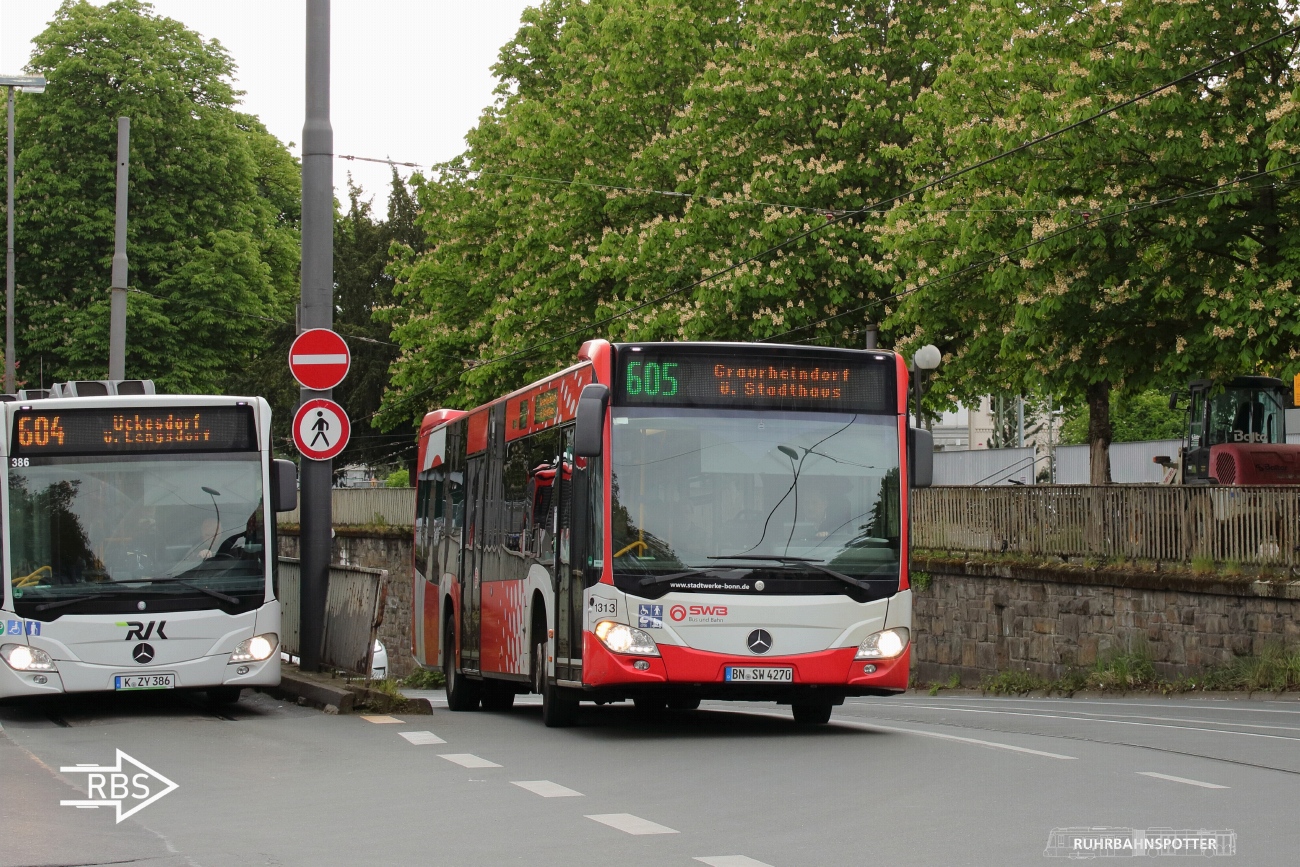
[0,0,534,213]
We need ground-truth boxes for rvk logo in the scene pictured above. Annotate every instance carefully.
[60,749,178,822]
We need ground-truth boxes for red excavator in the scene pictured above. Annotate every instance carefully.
[1156,376,1300,484]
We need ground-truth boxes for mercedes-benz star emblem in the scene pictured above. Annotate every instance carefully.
[132,643,155,664]
[747,629,772,655]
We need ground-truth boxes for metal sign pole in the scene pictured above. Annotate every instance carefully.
[109,117,129,380]
[299,0,334,672]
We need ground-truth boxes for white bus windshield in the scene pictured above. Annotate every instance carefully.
[610,410,900,586]
[9,455,267,616]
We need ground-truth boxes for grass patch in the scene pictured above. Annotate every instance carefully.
[403,667,446,689]
[974,643,1300,697]
[1190,555,1216,575]
[912,571,932,592]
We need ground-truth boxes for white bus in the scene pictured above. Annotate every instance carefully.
[0,382,296,703]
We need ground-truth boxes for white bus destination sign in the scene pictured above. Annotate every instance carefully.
[11,406,256,456]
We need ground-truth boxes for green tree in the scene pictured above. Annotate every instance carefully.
[1059,389,1186,445]
[3,0,298,393]
[882,0,1300,483]
[380,0,957,426]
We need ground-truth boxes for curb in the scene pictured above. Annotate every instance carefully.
[265,670,356,714]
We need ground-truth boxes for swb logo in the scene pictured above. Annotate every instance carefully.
[60,749,178,822]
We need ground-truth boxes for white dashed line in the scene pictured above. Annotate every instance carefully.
[512,780,583,798]
[585,813,679,835]
[360,715,404,724]
[858,722,1078,759]
[695,857,775,867]
[1137,772,1229,789]
[399,730,446,745]
[439,753,502,768]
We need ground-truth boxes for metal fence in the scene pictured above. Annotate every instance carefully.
[1054,439,1182,484]
[278,487,416,527]
[912,485,1300,566]
[279,558,387,674]
[934,446,1038,486]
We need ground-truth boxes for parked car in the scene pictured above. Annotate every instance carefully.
[370,639,388,680]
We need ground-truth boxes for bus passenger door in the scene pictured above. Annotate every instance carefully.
[461,454,484,672]
[555,427,588,681]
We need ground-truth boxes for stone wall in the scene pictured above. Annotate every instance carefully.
[278,528,414,678]
[912,557,1300,685]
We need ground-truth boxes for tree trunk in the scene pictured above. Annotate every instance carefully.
[1087,380,1112,485]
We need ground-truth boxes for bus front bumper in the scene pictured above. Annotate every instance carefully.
[0,653,280,698]
[580,632,909,700]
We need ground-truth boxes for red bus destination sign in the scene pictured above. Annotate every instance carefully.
[615,347,893,413]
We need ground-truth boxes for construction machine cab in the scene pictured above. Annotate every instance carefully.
[1173,377,1290,483]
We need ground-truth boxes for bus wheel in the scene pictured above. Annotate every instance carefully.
[791,700,833,725]
[667,695,701,711]
[481,681,516,712]
[206,687,241,705]
[444,625,481,712]
[535,636,577,728]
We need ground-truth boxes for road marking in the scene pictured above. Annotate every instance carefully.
[399,730,446,745]
[734,708,1077,759]
[512,780,583,798]
[360,715,404,724]
[585,813,679,835]
[888,696,1300,715]
[870,702,1300,742]
[439,753,501,768]
[695,857,775,867]
[858,721,1078,760]
[1137,772,1229,789]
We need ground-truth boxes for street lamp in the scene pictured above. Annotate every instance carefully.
[911,344,941,428]
[1,74,46,394]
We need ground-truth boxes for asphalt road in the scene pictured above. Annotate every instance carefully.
[2,688,1297,866]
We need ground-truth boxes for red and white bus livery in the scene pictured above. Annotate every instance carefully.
[411,340,932,726]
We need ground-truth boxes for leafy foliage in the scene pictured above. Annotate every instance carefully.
[1059,389,1186,445]
[3,0,299,393]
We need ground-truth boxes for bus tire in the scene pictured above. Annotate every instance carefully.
[791,700,833,725]
[481,681,516,712]
[667,695,701,711]
[444,623,481,712]
[535,635,577,728]
[206,687,241,705]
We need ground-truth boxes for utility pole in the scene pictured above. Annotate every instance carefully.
[109,117,129,380]
[299,0,334,672]
[3,74,45,393]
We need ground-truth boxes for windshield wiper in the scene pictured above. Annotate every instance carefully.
[638,567,745,588]
[34,593,112,613]
[708,554,864,590]
[708,554,818,563]
[128,579,240,605]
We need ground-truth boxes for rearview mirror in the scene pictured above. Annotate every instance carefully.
[1168,390,1181,411]
[908,427,933,488]
[273,459,298,512]
[575,383,609,457]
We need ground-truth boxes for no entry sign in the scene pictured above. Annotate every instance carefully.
[293,398,350,461]
[289,328,350,390]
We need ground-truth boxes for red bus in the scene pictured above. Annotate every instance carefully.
[410,340,931,726]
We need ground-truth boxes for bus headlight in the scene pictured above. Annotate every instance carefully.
[855,628,909,660]
[229,634,278,663]
[594,621,659,656]
[1,643,57,672]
